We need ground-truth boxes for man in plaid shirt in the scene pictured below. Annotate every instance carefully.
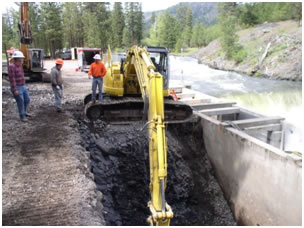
[8,51,31,122]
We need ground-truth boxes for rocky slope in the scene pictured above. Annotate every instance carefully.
[193,20,302,81]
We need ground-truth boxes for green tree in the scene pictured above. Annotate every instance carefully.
[62,2,84,48]
[82,11,101,48]
[122,27,132,48]
[124,2,143,46]
[186,7,193,29]
[175,37,184,52]
[237,3,258,27]
[217,3,240,59]
[83,2,111,50]
[2,8,19,52]
[151,12,156,25]
[40,2,63,58]
[134,3,144,45]
[191,23,206,47]
[125,2,136,45]
[176,5,188,29]
[157,11,177,49]
[111,2,125,49]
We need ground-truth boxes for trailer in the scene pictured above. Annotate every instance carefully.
[77,48,101,72]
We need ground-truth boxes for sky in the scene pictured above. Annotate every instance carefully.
[1,1,180,13]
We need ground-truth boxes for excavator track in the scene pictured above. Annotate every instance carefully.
[84,94,193,124]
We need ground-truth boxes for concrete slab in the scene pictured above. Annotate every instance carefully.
[199,107,240,116]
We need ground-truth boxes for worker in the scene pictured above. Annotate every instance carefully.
[32,52,39,68]
[51,59,64,112]
[8,51,31,122]
[88,54,107,103]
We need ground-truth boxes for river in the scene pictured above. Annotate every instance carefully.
[169,56,303,153]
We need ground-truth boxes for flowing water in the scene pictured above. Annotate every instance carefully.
[170,56,303,153]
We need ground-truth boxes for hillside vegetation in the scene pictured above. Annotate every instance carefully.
[194,20,302,81]
[144,2,217,31]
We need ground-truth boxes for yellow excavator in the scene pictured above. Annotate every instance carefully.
[84,45,192,225]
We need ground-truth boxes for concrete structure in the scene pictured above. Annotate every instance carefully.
[171,85,302,226]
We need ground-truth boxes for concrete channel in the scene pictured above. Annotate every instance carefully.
[172,85,302,226]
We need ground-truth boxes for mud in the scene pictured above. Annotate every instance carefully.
[75,112,237,225]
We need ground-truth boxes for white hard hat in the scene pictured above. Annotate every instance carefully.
[12,51,25,58]
[93,54,102,60]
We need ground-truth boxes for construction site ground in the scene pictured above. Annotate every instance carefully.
[2,60,236,225]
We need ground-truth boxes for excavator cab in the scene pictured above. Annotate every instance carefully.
[29,49,44,71]
[146,46,170,90]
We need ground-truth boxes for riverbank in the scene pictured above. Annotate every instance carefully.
[193,20,302,81]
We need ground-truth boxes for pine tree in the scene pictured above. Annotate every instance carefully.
[151,12,156,26]
[125,2,136,45]
[157,11,177,50]
[2,8,19,52]
[122,27,132,48]
[40,2,63,58]
[62,3,80,48]
[186,7,193,29]
[217,3,240,59]
[191,23,205,47]
[82,2,111,51]
[176,5,188,29]
[134,3,143,45]
[111,2,125,49]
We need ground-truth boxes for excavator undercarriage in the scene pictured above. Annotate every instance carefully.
[84,94,193,124]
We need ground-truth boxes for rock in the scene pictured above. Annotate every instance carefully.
[96,138,117,155]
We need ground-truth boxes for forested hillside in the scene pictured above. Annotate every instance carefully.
[144,2,217,32]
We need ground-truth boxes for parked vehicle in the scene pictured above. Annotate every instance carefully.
[61,51,72,60]
[77,48,101,72]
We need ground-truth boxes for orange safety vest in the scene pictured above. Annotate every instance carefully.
[88,62,107,77]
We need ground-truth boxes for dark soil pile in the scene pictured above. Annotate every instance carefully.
[76,113,236,226]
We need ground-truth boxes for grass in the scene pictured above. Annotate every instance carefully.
[268,43,289,56]
[254,72,262,77]
[171,47,200,56]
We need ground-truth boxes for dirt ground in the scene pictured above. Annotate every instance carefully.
[2,60,236,225]
[2,60,104,225]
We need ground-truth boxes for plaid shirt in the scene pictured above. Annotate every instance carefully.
[8,63,25,92]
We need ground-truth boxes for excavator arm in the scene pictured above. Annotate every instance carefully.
[125,46,174,225]
[19,2,32,70]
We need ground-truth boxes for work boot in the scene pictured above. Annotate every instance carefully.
[56,108,63,113]
[20,117,28,122]
[25,113,32,118]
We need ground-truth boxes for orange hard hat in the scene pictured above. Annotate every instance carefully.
[55,59,64,65]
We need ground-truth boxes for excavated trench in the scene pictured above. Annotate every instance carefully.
[74,108,237,226]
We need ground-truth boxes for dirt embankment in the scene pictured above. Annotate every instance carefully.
[193,20,302,81]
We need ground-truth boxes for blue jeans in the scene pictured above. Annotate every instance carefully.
[11,85,30,119]
[52,85,63,110]
[92,77,103,101]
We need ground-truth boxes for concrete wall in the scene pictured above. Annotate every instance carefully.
[197,113,302,226]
